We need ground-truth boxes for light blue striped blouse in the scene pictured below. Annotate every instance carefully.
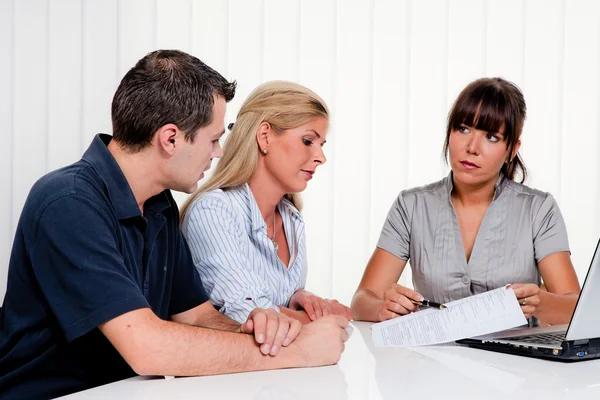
[181,184,307,323]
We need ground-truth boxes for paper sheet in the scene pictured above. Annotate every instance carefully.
[372,286,527,347]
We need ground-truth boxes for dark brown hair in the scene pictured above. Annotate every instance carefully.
[112,49,237,152]
[443,77,527,183]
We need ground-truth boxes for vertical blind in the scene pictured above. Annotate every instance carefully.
[1,0,599,305]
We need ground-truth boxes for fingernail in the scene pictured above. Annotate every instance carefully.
[262,344,271,354]
[270,345,279,355]
[257,334,265,343]
[283,338,291,346]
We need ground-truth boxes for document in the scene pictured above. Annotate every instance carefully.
[372,286,527,347]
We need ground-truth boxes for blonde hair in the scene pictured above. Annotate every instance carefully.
[180,80,329,221]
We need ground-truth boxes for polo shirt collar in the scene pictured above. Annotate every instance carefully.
[82,134,171,220]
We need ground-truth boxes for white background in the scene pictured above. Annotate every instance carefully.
[1,0,599,306]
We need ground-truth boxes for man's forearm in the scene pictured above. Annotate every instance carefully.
[107,309,302,376]
[152,321,304,376]
[171,301,240,332]
[189,303,309,330]
[195,307,241,332]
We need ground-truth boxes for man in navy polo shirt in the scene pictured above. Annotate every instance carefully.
[0,50,349,399]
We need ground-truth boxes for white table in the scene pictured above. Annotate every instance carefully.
[61,322,600,399]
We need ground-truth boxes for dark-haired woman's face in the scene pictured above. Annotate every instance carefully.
[448,123,519,186]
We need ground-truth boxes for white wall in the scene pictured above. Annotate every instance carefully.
[1,0,599,306]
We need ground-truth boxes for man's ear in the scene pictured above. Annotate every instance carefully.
[156,124,179,155]
[255,122,271,153]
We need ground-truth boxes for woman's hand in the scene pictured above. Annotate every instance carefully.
[323,299,353,321]
[241,308,302,356]
[376,283,423,321]
[509,283,541,319]
[289,289,352,321]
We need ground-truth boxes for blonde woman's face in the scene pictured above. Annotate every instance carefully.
[265,117,328,193]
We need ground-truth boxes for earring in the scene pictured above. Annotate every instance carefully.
[262,149,267,155]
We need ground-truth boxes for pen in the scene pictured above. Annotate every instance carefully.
[410,298,447,310]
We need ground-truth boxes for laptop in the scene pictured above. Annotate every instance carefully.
[457,239,600,362]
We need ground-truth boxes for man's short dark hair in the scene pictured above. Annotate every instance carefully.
[111,49,236,152]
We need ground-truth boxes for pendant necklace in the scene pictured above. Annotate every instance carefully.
[271,212,278,251]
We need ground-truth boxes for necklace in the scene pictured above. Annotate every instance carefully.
[270,212,278,251]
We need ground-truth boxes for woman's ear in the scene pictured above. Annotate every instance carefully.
[255,122,271,153]
[510,140,522,162]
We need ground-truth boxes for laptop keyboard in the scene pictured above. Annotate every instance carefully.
[500,332,566,345]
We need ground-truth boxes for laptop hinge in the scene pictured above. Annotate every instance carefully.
[573,339,590,346]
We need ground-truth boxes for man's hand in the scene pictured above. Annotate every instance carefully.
[288,315,350,367]
[240,308,302,356]
[289,289,352,321]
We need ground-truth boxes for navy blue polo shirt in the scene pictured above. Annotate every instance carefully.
[0,134,209,398]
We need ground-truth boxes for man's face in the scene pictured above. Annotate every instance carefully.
[169,95,226,194]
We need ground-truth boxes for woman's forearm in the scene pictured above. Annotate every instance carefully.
[280,306,312,324]
[350,289,384,322]
[535,291,579,326]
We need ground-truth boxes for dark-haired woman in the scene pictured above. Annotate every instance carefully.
[351,77,580,325]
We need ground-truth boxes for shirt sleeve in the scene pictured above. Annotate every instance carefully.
[168,229,210,316]
[376,191,412,261]
[29,195,150,342]
[183,196,280,323]
[532,193,570,263]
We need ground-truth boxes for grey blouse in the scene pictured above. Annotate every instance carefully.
[377,173,570,304]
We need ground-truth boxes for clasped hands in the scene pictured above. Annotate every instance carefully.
[239,289,352,357]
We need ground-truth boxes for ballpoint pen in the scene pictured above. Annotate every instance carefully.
[409,298,447,310]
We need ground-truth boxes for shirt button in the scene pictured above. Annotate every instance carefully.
[461,275,471,285]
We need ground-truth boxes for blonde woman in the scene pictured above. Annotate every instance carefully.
[181,81,352,324]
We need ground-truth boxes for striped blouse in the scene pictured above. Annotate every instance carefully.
[181,184,307,323]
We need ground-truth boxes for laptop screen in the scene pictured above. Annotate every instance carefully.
[565,238,600,341]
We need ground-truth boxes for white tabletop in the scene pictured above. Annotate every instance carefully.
[62,322,600,400]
